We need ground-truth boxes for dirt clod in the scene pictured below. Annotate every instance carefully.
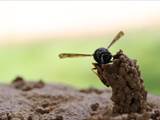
[151,110,160,120]
[12,76,45,91]
[79,87,104,94]
[93,50,147,114]
[54,115,63,120]
[91,103,99,111]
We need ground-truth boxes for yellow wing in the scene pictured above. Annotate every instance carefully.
[59,53,92,59]
[107,31,124,49]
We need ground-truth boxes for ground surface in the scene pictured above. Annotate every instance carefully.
[0,78,160,120]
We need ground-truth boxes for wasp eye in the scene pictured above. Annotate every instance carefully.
[93,48,112,64]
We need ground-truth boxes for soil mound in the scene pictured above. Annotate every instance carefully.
[0,77,159,120]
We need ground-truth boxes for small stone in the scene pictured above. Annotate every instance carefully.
[53,115,63,120]
[90,103,99,111]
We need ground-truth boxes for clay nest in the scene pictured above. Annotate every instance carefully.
[93,50,147,114]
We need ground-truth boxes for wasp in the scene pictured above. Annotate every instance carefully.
[59,31,124,86]
[59,31,124,64]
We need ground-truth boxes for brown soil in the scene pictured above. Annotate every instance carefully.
[0,77,159,120]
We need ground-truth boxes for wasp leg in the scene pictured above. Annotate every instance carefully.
[92,68,98,76]
[92,63,98,66]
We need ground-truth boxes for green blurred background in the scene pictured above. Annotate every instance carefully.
[0,28,160,95]
[0,1,160,95]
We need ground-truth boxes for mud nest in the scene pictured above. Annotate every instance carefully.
[93,50,147,114]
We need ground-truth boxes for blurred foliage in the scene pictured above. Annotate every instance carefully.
[0,28,159,95]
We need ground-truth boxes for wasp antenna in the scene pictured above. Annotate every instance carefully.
[59,53,93,59]
[107,31,124,49]
[59,53,65,59]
